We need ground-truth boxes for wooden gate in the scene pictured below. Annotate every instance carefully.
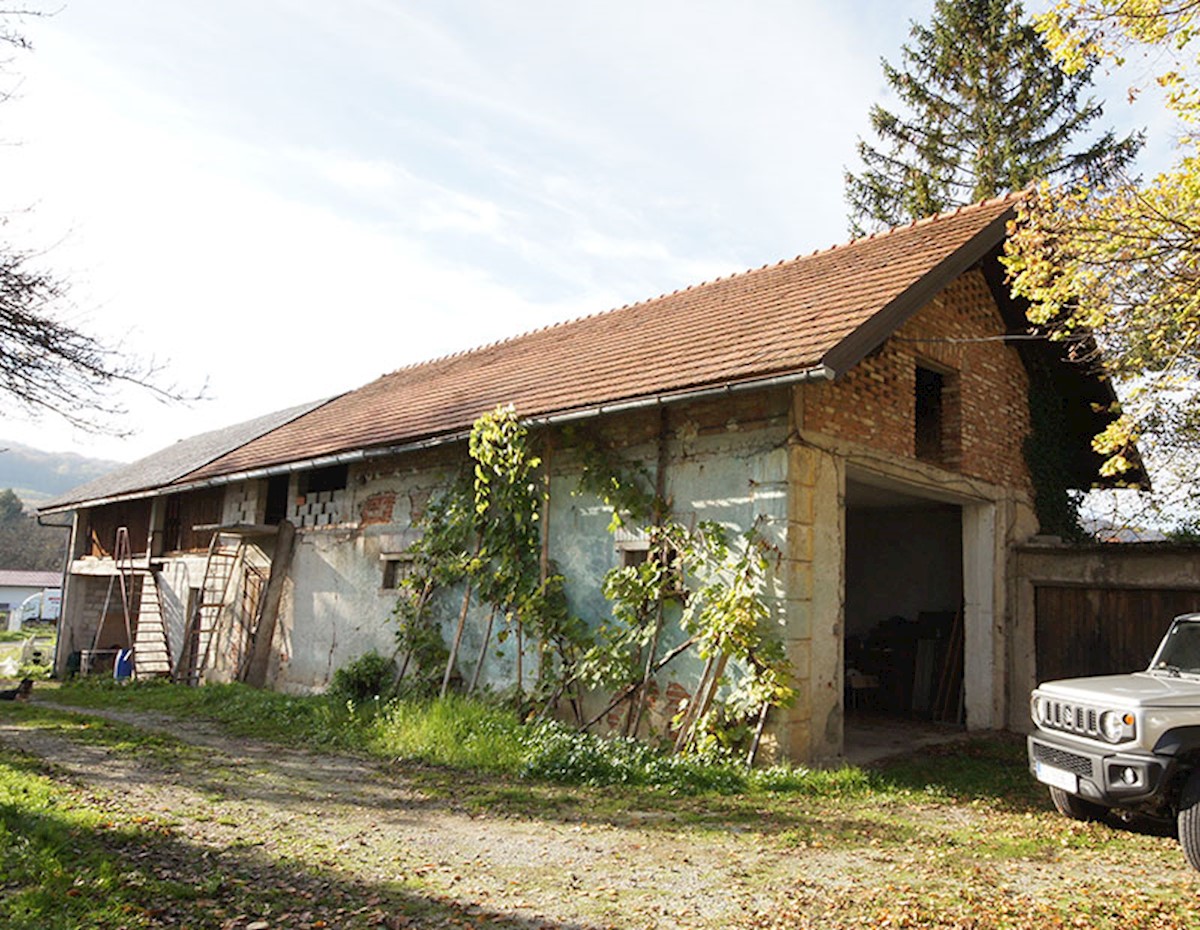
[1035,586,1200,683]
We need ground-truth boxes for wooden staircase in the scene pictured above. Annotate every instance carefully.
[87,527,173,679]
[131,571,172,677]
[175,532,245,686]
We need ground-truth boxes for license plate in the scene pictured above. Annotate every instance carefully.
[1035,761,1078,793]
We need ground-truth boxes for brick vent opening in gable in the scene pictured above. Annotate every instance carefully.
[915,363,962,470]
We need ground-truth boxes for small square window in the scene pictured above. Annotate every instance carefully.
[620,545,651,569]
[381,554,416,589]
[614,526,652,568]
[615,534,685,598]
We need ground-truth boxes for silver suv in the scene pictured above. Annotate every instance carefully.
[1028,612,1200,870]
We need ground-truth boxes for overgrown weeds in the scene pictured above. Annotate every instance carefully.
[44,679,1015,803]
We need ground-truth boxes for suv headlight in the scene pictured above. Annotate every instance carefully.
[1099,710,1136,743]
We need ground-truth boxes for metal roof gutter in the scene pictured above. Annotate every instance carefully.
[39,365,835,514]
[527,365,835,426]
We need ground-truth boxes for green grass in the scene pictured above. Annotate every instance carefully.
[8,701,205,768]
[0,735,545,929]
[0,751,199,929]
[32,681,1105,867]
[0,626,57,643]
[45,679,888,798]
[11,684,1200,928]
[869,734,1046,810]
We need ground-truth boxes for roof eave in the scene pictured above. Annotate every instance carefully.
[819,205,1015,376]
[44,365,836,513]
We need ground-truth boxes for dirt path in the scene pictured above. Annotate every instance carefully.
[0,702,816,929]
[4,701,1198,929]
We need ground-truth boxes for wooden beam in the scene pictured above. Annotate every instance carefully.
[242,520,296,688]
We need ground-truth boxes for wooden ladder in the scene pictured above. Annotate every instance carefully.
[131,569,172,678]
[175,532,244,686]
[88,527,137,669]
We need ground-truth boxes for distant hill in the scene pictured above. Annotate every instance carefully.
[0,441,125,508]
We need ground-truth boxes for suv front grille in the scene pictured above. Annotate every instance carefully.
[1032,742,1094,779]
[1039,698,1103,739]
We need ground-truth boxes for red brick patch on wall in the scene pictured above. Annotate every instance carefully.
[359,492,397,527]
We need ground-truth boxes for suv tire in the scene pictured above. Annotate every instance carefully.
[1178,770,1200,870]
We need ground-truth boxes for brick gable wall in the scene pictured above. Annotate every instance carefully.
[801,268,1033,492]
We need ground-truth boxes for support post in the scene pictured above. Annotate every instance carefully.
[243,520,296,688]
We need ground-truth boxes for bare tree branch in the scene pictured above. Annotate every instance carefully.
[0,8,205,436]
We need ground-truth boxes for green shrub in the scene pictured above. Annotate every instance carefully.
[328,651,395,703]
[366,694,528,771]
[519,725,650,785]
[519,722,749,794]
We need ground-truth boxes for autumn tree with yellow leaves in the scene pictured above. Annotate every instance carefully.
[1005,1,1200,529]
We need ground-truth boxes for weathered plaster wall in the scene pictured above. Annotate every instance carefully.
[268,392,794,735]
[269,447,461,693]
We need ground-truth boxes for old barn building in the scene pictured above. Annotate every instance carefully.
[40,195,1128,762]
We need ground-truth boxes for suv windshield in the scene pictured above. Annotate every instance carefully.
[1151,619,1200,676]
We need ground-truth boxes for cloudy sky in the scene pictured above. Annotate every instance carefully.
[0,1,1168,463]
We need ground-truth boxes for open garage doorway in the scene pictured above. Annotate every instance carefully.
[843,473,967,760]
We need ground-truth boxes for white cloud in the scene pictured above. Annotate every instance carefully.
[0,0,1158,467]
[319,156,400,193]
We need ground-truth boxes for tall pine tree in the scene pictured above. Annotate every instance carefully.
[845,0,1141,234]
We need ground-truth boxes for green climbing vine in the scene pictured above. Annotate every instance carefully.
[393,406,584,709]
[1022,358,1089,541]
[565,426,657,530]
[570,432,795,758]
[672,518,793,757]
[393,409,795,760]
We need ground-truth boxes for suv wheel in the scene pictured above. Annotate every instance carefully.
[1177,770,1200,871]
[1049,786,1108,822]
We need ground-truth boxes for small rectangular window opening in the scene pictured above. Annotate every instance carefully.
[621,546,651,569]
[381,554,416,590]
[616,536,687,599]
[915,365,945,462]
[264,474,290,525]
[299,464,348,497]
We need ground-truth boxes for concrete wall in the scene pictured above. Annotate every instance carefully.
[774,438,843,763]
[260,392,794,724]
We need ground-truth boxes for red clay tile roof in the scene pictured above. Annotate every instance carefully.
[186,195,1019,482]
